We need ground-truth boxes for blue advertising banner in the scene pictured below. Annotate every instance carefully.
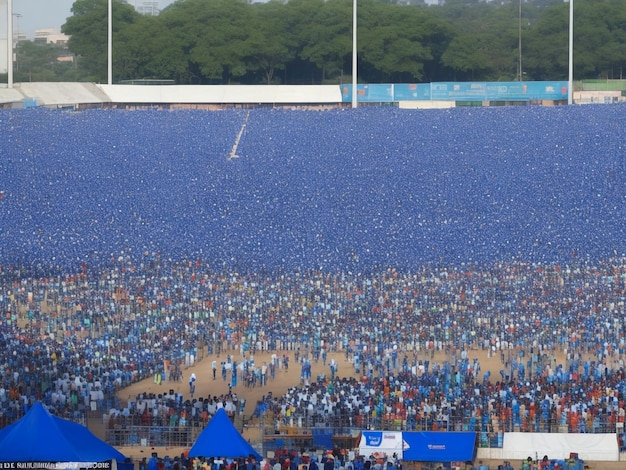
[341,81,568,103]
[402,432,476,462]
[312,428,334,449]
[430,82,487,100]
[420,81,568,102]
[393,84,431,101]
[484,81,568,101]
[341,84,394,102]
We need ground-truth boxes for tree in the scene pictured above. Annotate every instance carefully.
[55,0,625,85]
[359,1,453,82]
[297,0,353,83]
[440,34,495,81]
[521,0,626,80]
[522,3,569,79]
[438,2,522,81]
[63,0,140,82]
[13,41,76,82]
[245,1,298,84]
[571,0,626,79]
[168,0,254,84]
[113,15,190,83]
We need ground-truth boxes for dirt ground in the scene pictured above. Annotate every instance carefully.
[115,347,623,469]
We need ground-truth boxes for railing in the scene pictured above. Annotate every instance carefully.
[102,412,244,447]
[252,413,622,436]
[105,425,202,448]
[248,413,625,454]
[98,411,625,456]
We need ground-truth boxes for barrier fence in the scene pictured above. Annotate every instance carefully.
[100,413,626,453]
[105,425,202,448]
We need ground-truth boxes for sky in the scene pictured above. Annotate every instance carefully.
[11,0,176,39]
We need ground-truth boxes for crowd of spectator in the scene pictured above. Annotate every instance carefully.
[259,348,626,437]
[0,256,625,441]
[139,449,375,470]
[0,106,624,448]
[0,107,624,273]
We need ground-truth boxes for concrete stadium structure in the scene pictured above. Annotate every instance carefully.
[0,83,345,109]
[1,82,620,109]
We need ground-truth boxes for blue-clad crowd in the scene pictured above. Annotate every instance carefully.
[0,106,624,272]
[0,105,624,448]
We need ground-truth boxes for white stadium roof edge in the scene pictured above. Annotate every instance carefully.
[0,82,345,108]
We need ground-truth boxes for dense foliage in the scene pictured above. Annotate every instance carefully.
[6,0,626,84]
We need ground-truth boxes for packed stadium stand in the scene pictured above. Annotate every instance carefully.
[0,103,624,271]
[0,88,625,466]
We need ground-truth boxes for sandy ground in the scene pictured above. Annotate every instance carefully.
[117,347,520,416]
[114,347,622,469]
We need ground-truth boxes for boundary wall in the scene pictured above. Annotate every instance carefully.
[0,81,579,109]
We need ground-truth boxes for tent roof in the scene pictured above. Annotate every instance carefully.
[0,402,126,463]
[189,409,261,460]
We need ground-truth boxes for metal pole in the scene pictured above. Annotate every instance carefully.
[351,0,357,108]
[518,0,522,81]
[7,0,13,87]
[13,13,20,73]
[108,0,113,85]
[568,0,573,104]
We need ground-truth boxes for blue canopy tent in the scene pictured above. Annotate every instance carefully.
[0,402,127,463]
[189,409,261,460]
[402,432,477,463]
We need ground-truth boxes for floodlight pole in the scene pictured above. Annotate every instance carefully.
[568,0,573,105]
[351,0,357,108]
[7,0,13,87]
[108,0,113,85]
[518,0,522,81]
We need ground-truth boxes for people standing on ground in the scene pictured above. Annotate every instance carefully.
[189,372,196,397]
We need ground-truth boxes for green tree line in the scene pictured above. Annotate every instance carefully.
[8,0,626,84]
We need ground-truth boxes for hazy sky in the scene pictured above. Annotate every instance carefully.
[11,0,175,38]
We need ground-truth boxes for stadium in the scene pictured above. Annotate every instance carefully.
[0,80,625,470]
